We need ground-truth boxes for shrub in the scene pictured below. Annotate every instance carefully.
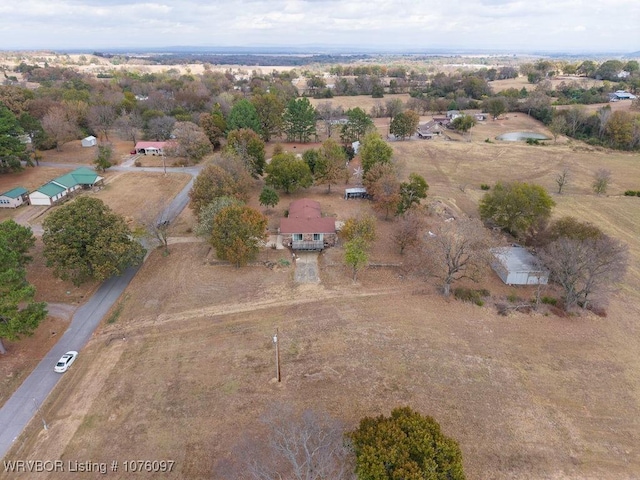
[507,292,520,303]
[453,287,489,306]
[526,138,541,145]
[624,190,636,196]
[541,296,558,306]
[480,183,490,190]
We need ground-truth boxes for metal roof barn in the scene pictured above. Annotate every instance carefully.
[491,246,549,285]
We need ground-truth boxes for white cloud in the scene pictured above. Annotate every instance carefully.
[0,0,637,52]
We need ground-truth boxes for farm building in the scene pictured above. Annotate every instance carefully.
[81,135,97,147]
[344,187,369,199]
[0,187,29,208]
[609,90,637,101]
[279,199,337,251]
[491,246,549,285]
[28,167,104,206]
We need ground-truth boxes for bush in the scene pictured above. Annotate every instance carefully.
[541,296,558,306]
[624,190,640,196]
[507,292,521,303]
[485,138,493,143]
[526,138,541,145]
[453,287,489,306]
[480,183,491,190]
[350,407,466,480]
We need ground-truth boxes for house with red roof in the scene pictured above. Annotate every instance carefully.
[279,199,337,251]
[134,141,174,155]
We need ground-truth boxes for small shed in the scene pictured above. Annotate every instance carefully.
[491,246,549,285]
[0,187,29,208]
[352,141,361,154]
[344,187,369,199]
[81,135,97,147]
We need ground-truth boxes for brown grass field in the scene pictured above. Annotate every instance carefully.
[2,111,640,479]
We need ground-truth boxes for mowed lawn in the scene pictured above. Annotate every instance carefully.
[5,115,640,479]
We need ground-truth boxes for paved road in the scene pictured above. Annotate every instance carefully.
[0,266,138,459]
[0,163,199,461]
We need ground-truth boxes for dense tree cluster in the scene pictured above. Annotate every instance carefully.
[0,221,47,354]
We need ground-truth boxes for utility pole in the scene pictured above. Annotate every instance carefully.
[273,329,281,382]
[33,398,48,431]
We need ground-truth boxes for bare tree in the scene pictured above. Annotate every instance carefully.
[565,105,587,137]
[41,105,78,151]
[87,103,117,141]
[592,168,611,195]
[555,167,570,194]
[217,403,354,480]
[115,112,143,146]
[138,203,172,254]
[549,115,567,143]
[167,121,212,163]
[393,210,423,255]
[146,116,175,141]
[316,101,343,138]
[540,235,628,310]
[410,217,493,296]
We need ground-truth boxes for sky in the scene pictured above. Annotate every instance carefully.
[0,0,638,54]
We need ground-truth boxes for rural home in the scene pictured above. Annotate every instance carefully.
[490,246,549,285]
[28,167,104,206]
[0,187,29,208]
[81,135,97,147]
[134,141,169,155]
[279,199,337,251]
[417,121,443,139]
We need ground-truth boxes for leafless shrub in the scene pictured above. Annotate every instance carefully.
[215,403,355,480]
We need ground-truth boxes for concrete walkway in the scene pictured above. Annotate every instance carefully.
[293,251,320,284]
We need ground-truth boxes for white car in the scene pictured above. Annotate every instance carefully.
[54,351,78,373]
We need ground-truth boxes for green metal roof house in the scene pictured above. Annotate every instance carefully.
[28,167,104,206]
[0,187,29,208]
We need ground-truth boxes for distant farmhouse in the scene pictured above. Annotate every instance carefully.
[609,90,637,102]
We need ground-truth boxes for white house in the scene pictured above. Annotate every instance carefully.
[28,167,104,206]
[491,246,549,285]
[134,141,168,156]
[0,187,29,208]
[29,182,68,206]
[81,135,97,147]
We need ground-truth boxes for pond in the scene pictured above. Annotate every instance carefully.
[496,132,551,142]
